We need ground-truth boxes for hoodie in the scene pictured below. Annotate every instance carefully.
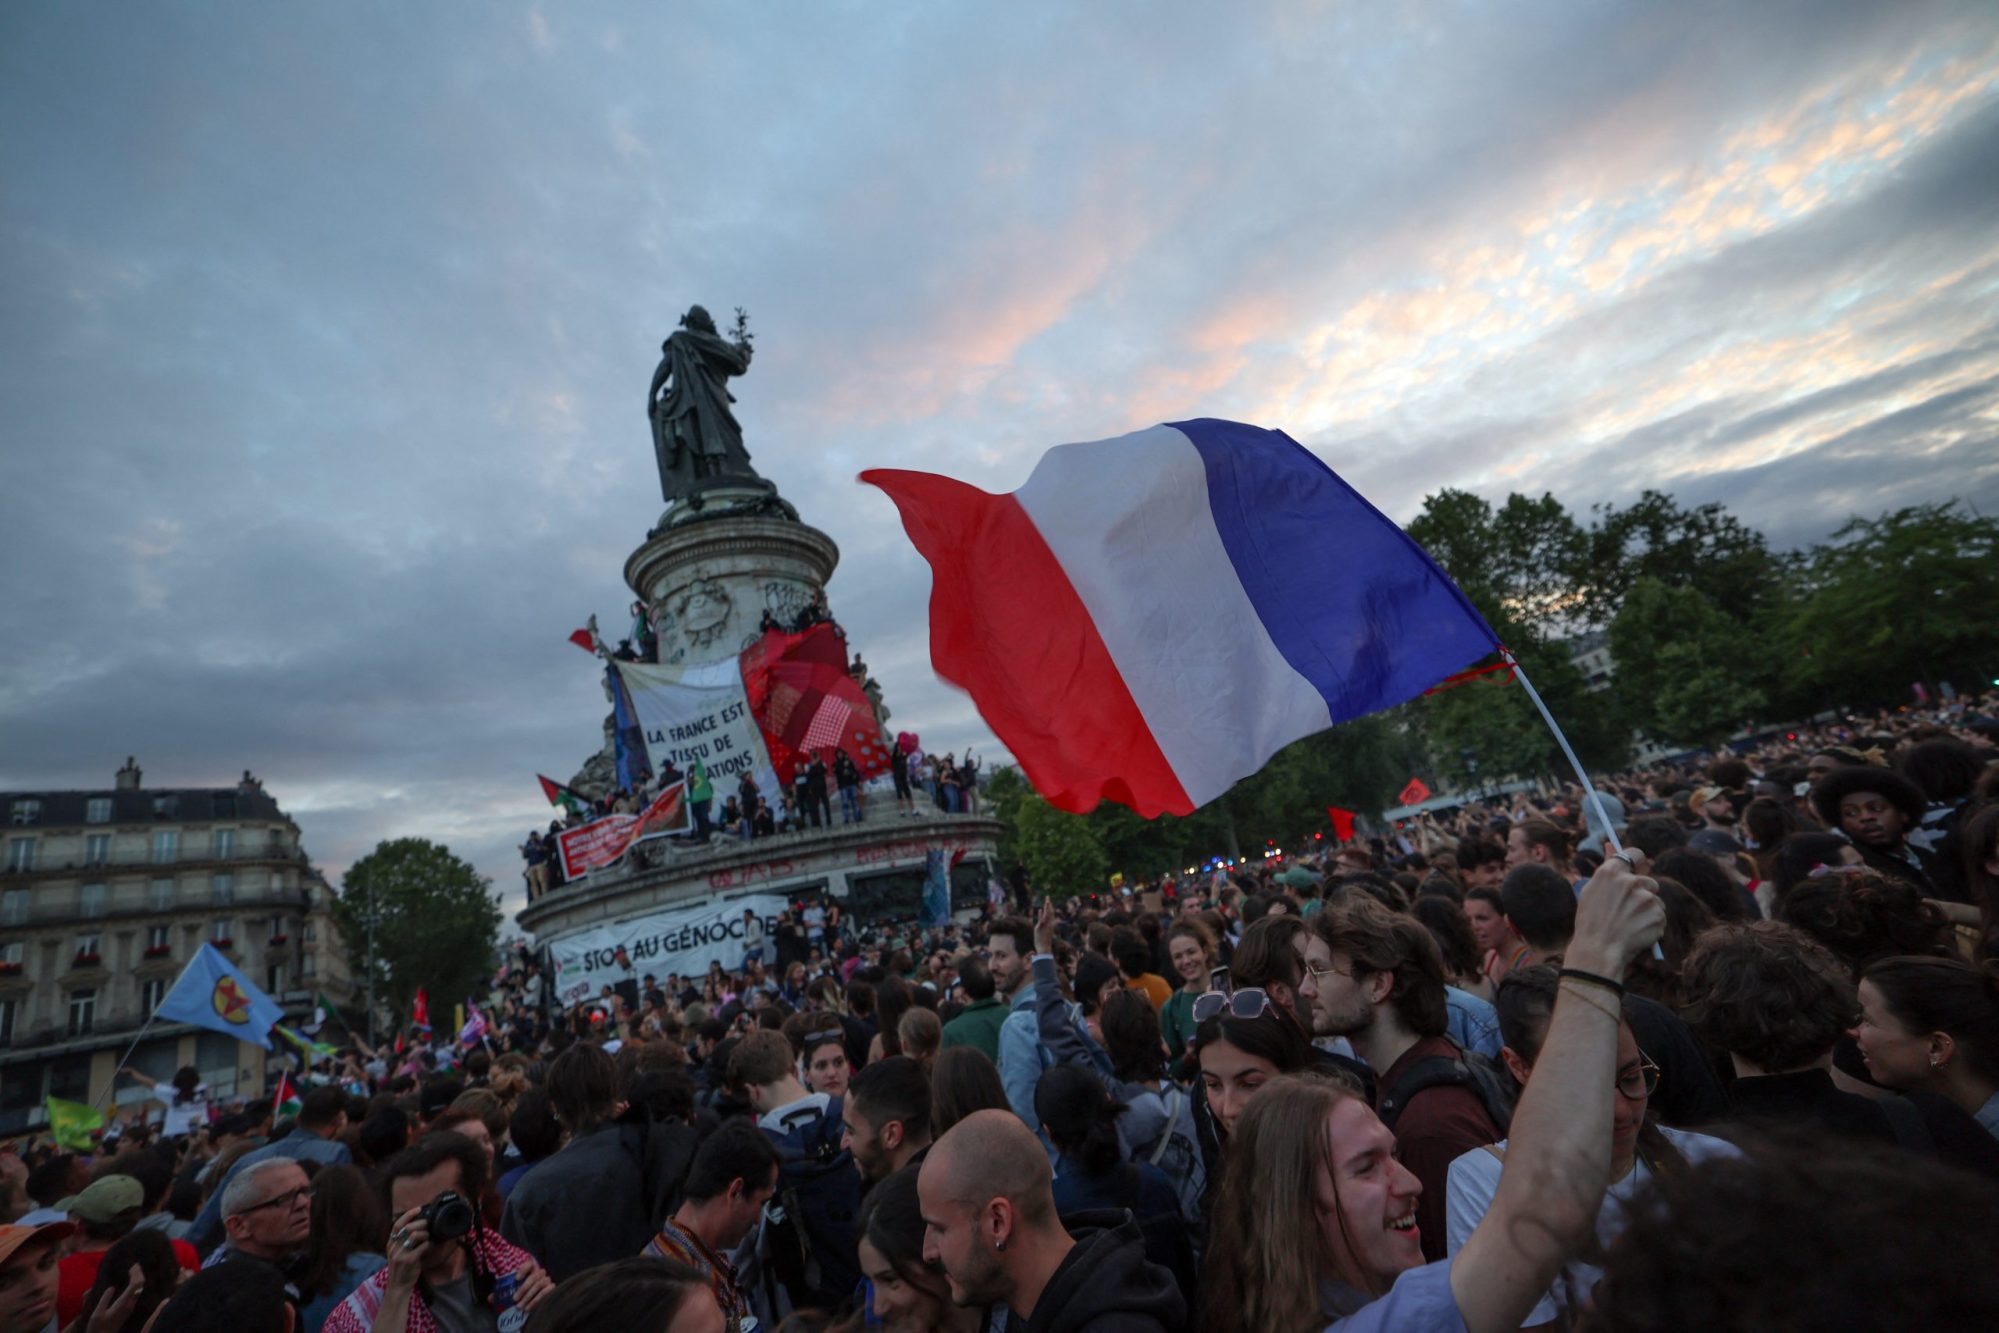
[1015,1210,1187,1333]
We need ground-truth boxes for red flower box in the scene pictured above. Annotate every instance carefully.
[267,934,289,946]
[0,961,22,976]
[143,945,171,958]
[213,937,235,950]
[71,952,102,968]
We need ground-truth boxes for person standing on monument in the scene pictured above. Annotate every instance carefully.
[688,758,714,842]
[807,754,833,828]
[835,749,864,825]
[647,305,755,503]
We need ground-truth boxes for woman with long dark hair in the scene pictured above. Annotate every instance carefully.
[1034,1064,1194,1297]
[853,1165,1000,1332]
[74,1230,182,1332]
[296,1164,388,1333]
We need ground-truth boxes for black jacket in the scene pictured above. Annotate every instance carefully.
[1012,1209,1186,1333]
[500,1119,695,1281]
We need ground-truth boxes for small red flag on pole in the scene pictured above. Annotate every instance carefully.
[567,629,595,652]
[1398,778,1432,806]
[1326,806,1356,842]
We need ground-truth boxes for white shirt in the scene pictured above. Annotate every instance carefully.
[1445,1126,1738,1325]
[160,1087,211,1138]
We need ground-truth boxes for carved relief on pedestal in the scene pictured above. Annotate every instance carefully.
[674,576,735,652]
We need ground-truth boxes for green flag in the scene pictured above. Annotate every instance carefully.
[46,1096,104,1150]
[276,1025,339,1060]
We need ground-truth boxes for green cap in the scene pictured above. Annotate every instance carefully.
[57,1174,143,1223]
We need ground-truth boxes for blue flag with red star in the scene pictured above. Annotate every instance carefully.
[153,943,283,1049]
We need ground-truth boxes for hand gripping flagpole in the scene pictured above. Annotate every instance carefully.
[1498,647,1662,959]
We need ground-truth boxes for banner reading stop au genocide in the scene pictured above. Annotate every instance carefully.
[615,659,784,810]
[547,891,790,1008]
[555,782,690,880]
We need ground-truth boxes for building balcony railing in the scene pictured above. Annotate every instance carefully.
[0,846,306,882]
[1,887,313,929]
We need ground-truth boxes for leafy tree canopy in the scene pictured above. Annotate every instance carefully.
[331,838,502,1029]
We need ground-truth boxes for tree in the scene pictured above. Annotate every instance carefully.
[1610,577,1766,748]
[1779,503,1999,706]
[1013,789,1109,900]
[331,838,503,1032]
[1406,489,1585,633]
[1577,491,1778,629]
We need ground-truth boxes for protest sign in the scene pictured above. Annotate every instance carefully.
[616,659,784,810]
[547,891,790,1008]
[556,782,690,880]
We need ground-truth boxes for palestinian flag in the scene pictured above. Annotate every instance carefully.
[537,774,591,817]
[273,1074,302,1119]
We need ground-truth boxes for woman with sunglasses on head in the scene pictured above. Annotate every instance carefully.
[1442,966,1739,1329]
[1198,854,1665,1333]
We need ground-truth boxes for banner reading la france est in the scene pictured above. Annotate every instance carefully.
[547,892,790,1008]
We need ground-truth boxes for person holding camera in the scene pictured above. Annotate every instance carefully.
[324,1133,552,1333]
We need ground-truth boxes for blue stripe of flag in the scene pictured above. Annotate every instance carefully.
[1169,418,1498,724]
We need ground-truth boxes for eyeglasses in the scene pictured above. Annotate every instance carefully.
[1300,957,1352,982]
[1192,987,1275,1024]
[239,1183,315,1215]
[1616,1057,1662,1100]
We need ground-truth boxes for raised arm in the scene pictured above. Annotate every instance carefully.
[1448,855,1663,1333]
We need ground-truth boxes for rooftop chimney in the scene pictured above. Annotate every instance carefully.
[116,756,142,790]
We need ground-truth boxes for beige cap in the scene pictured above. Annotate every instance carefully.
[0,1219,78,1266]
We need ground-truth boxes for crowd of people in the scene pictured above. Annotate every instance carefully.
[7,694,1999,1332]
[520,747,985,901]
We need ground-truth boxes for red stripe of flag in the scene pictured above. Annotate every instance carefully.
[862,468,1190,817]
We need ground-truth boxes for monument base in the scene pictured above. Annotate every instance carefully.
[515,811,1006,941]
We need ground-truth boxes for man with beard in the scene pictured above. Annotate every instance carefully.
[917,1111,1183,1333]
[1297,897,1499,1261]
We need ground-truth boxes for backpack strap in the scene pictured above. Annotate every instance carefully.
[1376,1057,1473,1133]
[1149,1090,1183,1166]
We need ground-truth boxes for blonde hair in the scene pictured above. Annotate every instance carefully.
[898,1007,942,1070]
[1199,1074,1373,1333]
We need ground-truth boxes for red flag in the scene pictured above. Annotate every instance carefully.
[1326,806,1356,842]
[1398,777,1432,806]
[740,625,894,784]
[412,987,430,1031]
[567,629,595,652]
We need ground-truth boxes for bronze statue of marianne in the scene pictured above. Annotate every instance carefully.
[648,305,759,502]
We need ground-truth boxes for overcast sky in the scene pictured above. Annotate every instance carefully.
[4,3,1996,924]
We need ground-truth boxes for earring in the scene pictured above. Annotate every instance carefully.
[995,1238,1006,1253]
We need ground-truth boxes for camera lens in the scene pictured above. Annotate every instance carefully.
[423,1191,475,1242]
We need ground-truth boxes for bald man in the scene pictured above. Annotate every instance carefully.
[917,1110,1185,1333]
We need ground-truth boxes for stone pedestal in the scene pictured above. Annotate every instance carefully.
[624,507,840,668]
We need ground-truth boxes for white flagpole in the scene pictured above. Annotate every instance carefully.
[1500,648,1662,959]
[95,1016,160,1112]
[1500,649,1627,855]
[93,947,210,1110]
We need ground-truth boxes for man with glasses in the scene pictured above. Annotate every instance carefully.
[189,1086,351,1255]
[205,1158,313,1289]
[1445,965,1737,1328]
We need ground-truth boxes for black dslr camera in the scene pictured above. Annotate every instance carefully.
[417,1191,476,1242]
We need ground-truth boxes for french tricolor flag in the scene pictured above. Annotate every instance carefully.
[863,419,1498,818]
